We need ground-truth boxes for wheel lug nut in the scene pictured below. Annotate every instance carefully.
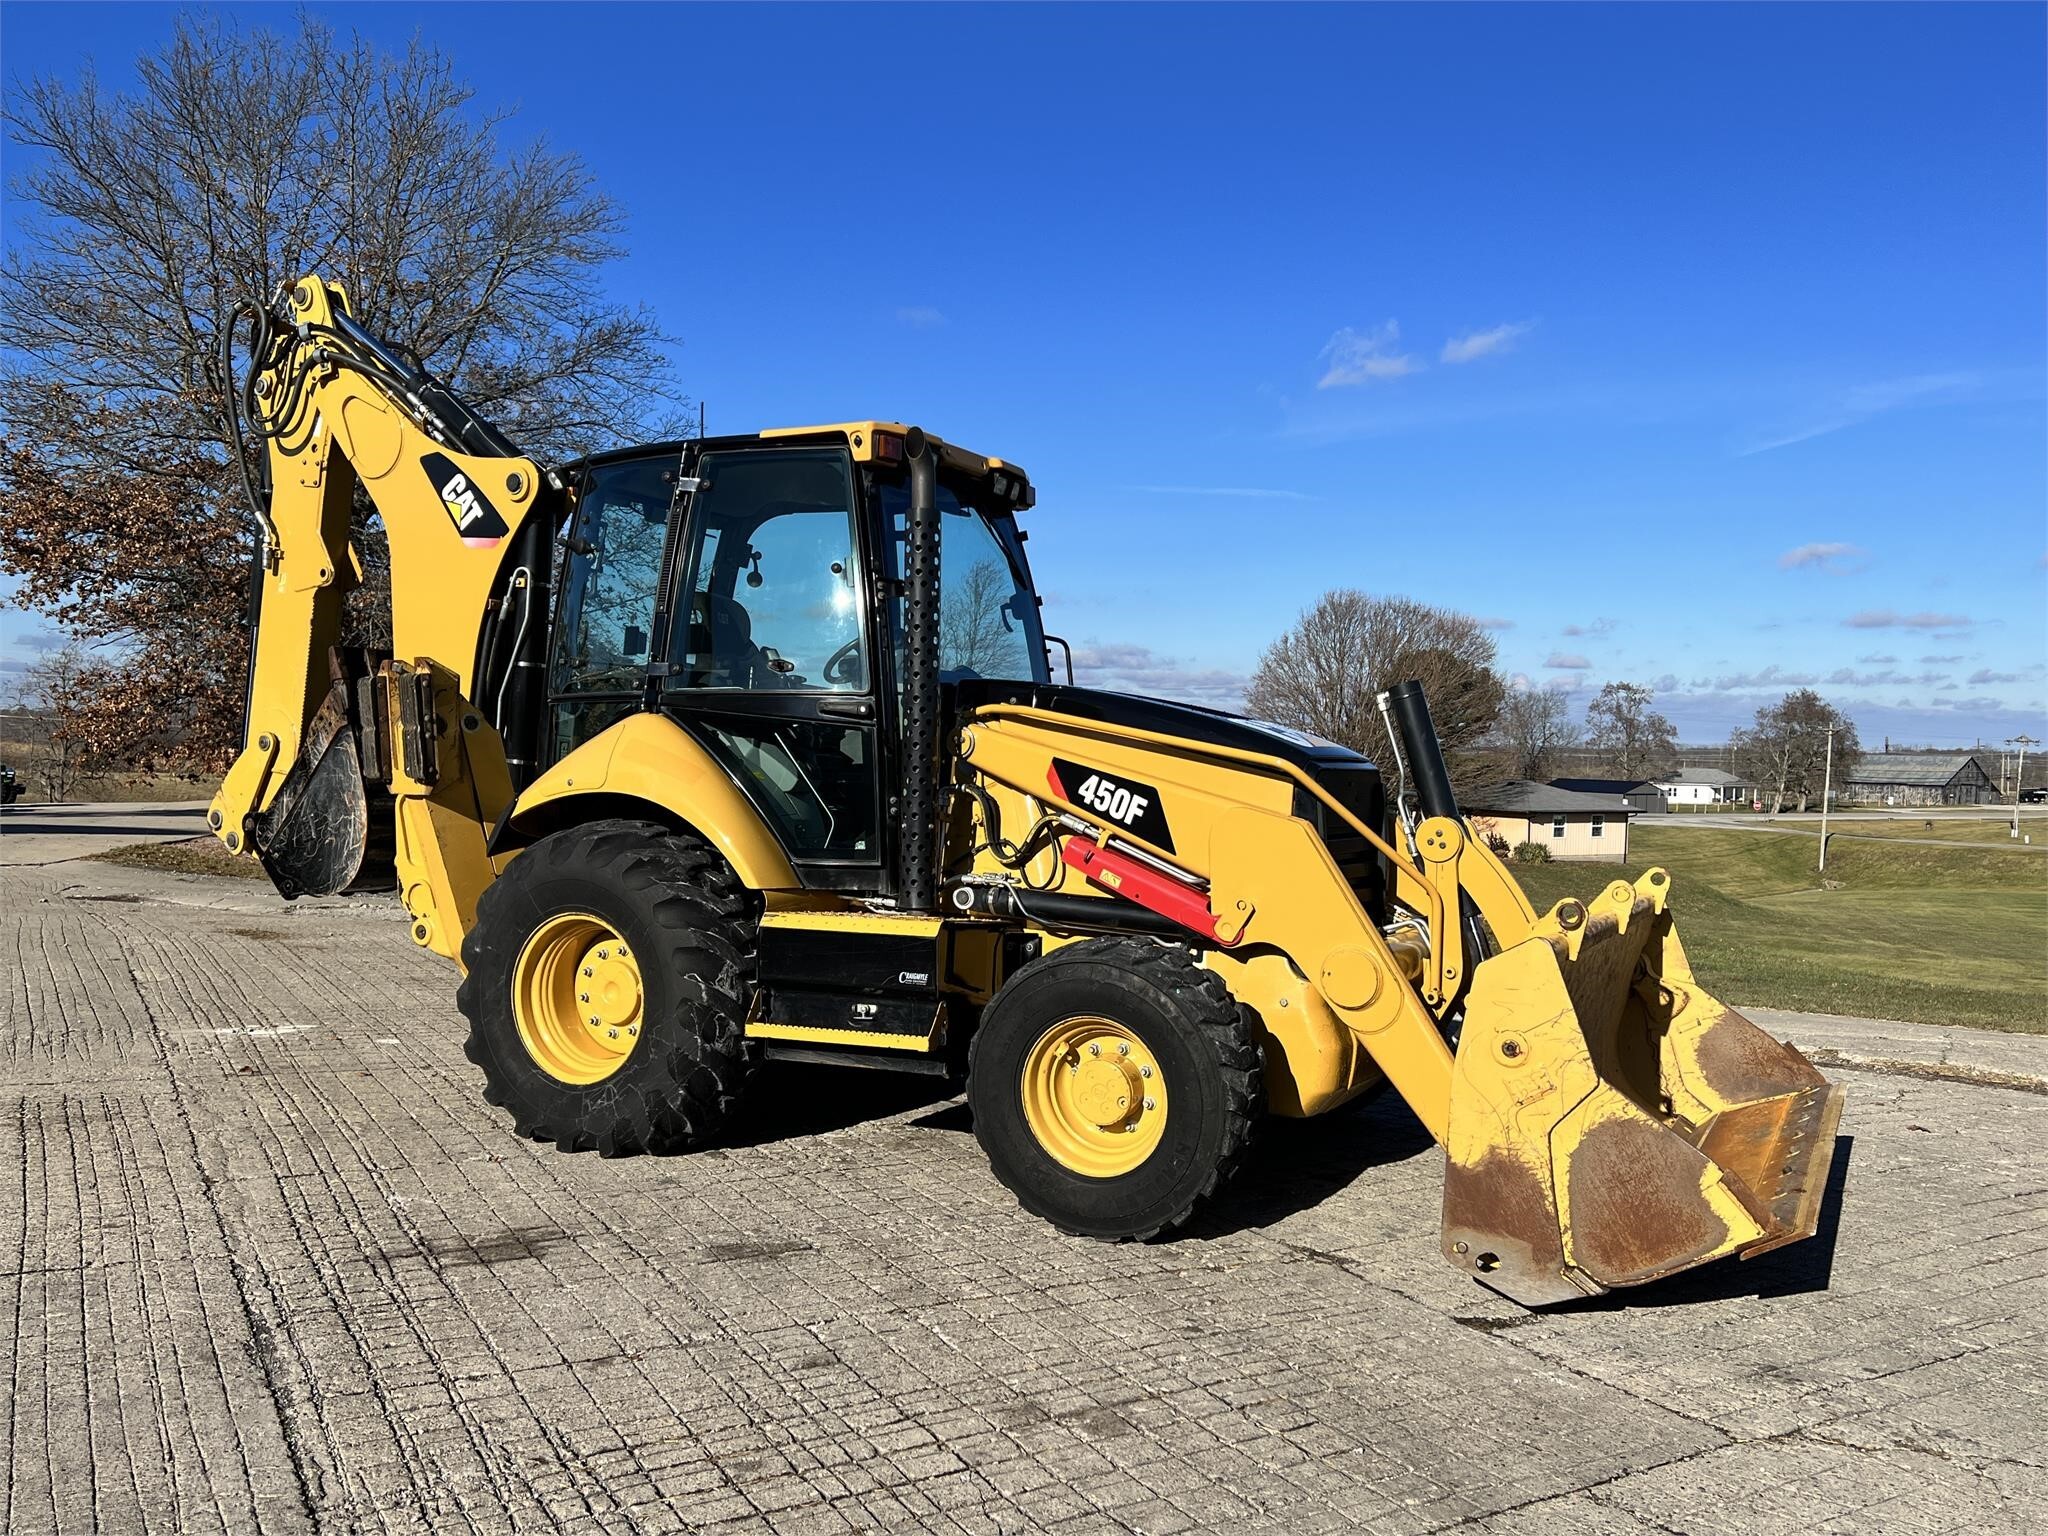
[597,948,609,960]
[1143,1097,1156,1111]
[608,1028,619,1039]
[1140,1065,1152,1079]
[1117,1043,1129,1056]
[582,967,594,978]
[588,1015,601,1026]
[579,992,590,1002]
[1088,1043,1101,1056]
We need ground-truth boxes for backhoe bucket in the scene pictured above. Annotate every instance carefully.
[1441,870,1844,1306]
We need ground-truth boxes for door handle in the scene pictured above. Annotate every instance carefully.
[816,697,875,721]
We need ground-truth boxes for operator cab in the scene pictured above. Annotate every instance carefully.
[549,423,1050,893]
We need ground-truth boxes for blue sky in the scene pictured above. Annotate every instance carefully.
[4,2,2044,746]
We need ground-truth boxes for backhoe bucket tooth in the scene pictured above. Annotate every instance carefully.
[1441,870,1845,1306]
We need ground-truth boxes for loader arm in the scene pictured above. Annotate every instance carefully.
[210,276,558,958]
[956,690,1843,1306]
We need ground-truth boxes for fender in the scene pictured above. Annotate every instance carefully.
[508,713,799,893]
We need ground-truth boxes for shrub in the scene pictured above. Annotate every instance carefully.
[1512,840,1553,865]
[1483,830,1512,857]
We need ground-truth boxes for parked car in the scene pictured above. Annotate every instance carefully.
[2021,787,2047,804]
[0,765,20,805]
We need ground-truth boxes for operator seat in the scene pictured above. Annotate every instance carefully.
[685,592,773,688]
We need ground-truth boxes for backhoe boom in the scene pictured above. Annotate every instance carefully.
[211,277,554,955]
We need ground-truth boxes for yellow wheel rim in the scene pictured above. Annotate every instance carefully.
[512,912,645,1085]
[1019,1015,1168,1178]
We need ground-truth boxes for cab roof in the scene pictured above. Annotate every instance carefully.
[567,422,1030,505]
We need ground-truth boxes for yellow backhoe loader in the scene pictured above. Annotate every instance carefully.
[211,276,1843,1305]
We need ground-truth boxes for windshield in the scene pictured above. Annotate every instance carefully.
[878,477,1049,685]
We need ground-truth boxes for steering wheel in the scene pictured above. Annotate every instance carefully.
[822,637,863,686]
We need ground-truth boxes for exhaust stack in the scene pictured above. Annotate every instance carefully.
[898,429,942,912]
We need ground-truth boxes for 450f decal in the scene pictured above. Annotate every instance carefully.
[1047,757,1176,853]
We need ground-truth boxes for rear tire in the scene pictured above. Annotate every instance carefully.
[968,937,1262,1240]
[458,819,756,1156]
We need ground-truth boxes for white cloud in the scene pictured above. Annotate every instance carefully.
[1856,653,1898,664]
[1823,667,1947,688]
[1317,322,1419,388]
[1779,541,1867,572]
[1440,320,1535,365]
[1968,668,2021,685]
[1475,616,1515,631]
[896,306,946,329]
[1844,609,1972,630]
[1741,372,1981,455]
[1545,651,1591,670]
[1703,664,1820,691]
[1561,618,1616,638]
[1070,642,1248,710]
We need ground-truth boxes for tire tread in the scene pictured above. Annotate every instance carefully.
[969,935,1261,1240]
[457,819,756,1157]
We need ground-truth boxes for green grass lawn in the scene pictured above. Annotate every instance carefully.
[1508,826,2047,1035]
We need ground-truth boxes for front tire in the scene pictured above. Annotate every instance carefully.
[968,937,1262,1240]
[458,819,756,1156]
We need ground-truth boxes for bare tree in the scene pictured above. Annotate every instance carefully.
[1244,590,1506,798]
[1583,681,1678,782]
[941,559,1027,677]
[0,13,685,770]
[8,643,95,801]
[1490,683,1580,781]
[1731,690,1860,813]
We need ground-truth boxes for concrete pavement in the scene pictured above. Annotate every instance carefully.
[2,852,2043,1534]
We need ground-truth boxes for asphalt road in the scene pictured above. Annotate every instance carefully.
[1642,806,2047,844]
[0,799,212,865]
[1,816,2042,1534]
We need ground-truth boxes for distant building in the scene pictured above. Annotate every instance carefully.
[1468,781,1633,862]
[1550,776,1668,815]
[1653,766,1754,807]
[1838,752,2000,807]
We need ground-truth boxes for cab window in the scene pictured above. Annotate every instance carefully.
[877,480,1047,684]
[671,449,866,691]
[549,455,677,760]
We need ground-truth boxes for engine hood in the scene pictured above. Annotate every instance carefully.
[951,679,1378,778]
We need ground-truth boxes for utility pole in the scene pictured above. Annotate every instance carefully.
[1818,725,1835,875]
[2008,734,2038,839]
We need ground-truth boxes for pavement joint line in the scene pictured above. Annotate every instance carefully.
[1419,1431,1734,1533]
[1803,1051,2046,1095]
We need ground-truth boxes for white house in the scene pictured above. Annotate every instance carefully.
[1653,766,1752,807]
[1467,781,1633,862]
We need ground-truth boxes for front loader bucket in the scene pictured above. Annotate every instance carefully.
[1441,870,1845,1306]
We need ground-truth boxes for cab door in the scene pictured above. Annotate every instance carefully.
[658,445,883,889]
[547,448,683,761]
